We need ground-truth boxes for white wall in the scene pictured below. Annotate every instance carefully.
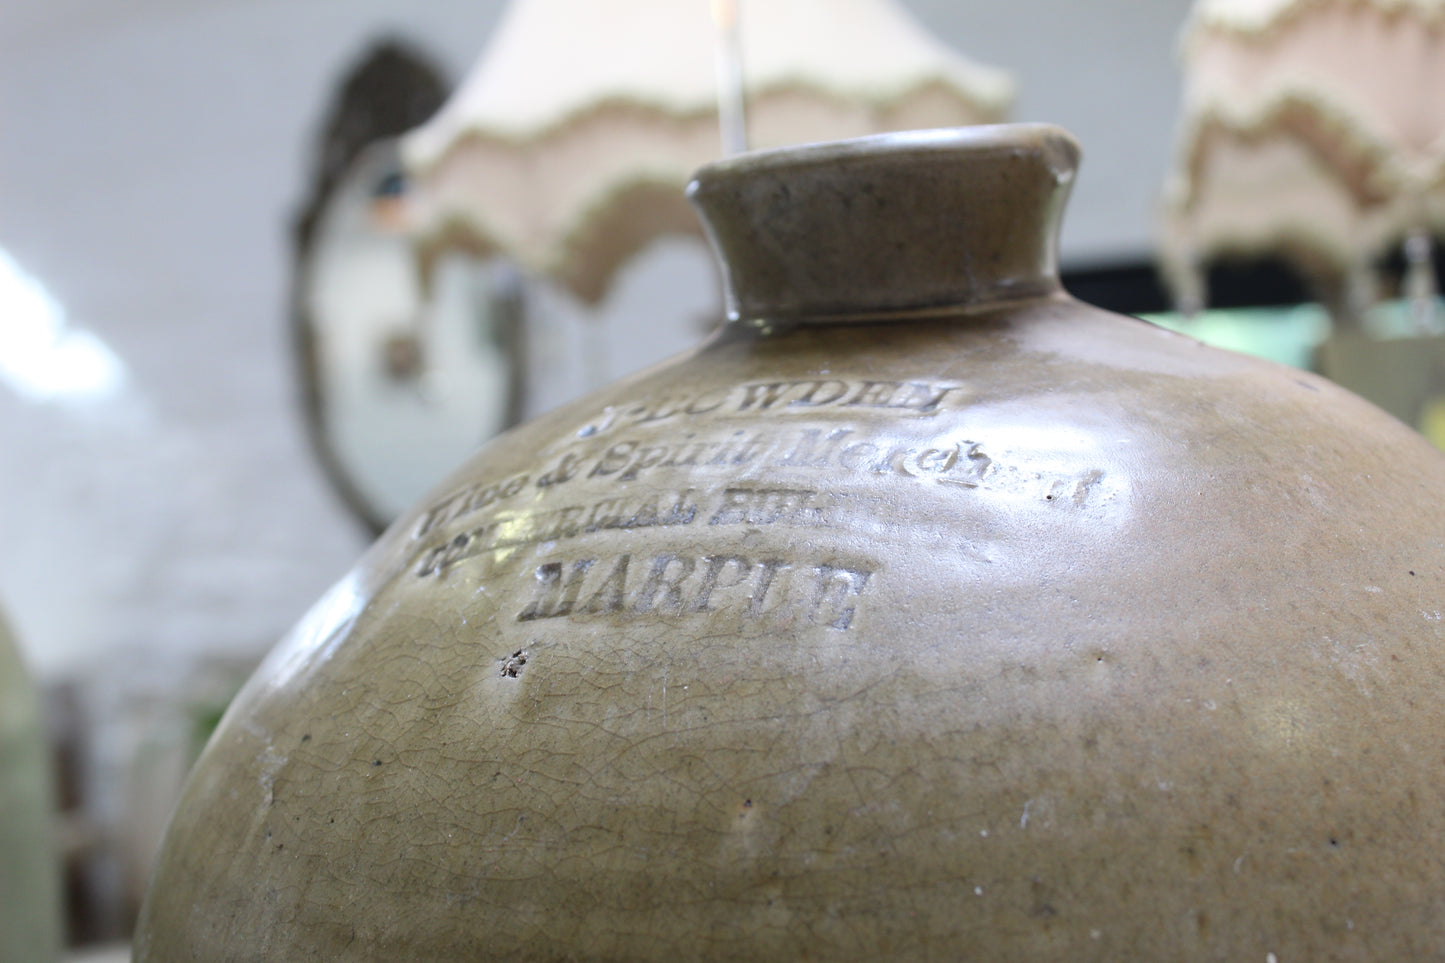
[0,0,499,683]
[911,0,1196,263]
[0,0,1194,685]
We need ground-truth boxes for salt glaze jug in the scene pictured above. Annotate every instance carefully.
[0,608,61,962]
[137,125,1445,960]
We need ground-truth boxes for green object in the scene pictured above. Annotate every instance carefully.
[1140,304,1331,371]
[0,610,61,962]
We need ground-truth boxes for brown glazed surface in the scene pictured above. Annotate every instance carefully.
[137,126,1445,960]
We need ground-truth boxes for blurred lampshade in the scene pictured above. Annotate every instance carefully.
[400,0,1014,304]
[1161,0,1445,311]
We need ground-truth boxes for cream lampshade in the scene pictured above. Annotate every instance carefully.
[1162,0,1445,318]
[401,0,1014,304]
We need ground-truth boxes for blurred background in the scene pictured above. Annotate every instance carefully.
[3,0,1441,956]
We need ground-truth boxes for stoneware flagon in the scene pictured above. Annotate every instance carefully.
[0,608,61,962]
[137,125,1445,960]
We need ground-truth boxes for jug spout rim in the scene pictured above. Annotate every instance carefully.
[687,123,1081,324]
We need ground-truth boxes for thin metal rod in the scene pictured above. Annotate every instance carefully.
[712,0,747,155]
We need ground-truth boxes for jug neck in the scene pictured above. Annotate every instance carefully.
[686,124,1079,324]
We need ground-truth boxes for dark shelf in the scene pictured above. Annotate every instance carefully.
[1062,240,1445,317]
[1061,258,1312,316]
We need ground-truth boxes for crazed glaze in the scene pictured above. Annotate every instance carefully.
[138,125,1445,961]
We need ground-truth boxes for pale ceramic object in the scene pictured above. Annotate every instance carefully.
[1163,0,1445,288]
[401,0,1012,303]
[139,125,1445,960]
[0,610,61,962]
